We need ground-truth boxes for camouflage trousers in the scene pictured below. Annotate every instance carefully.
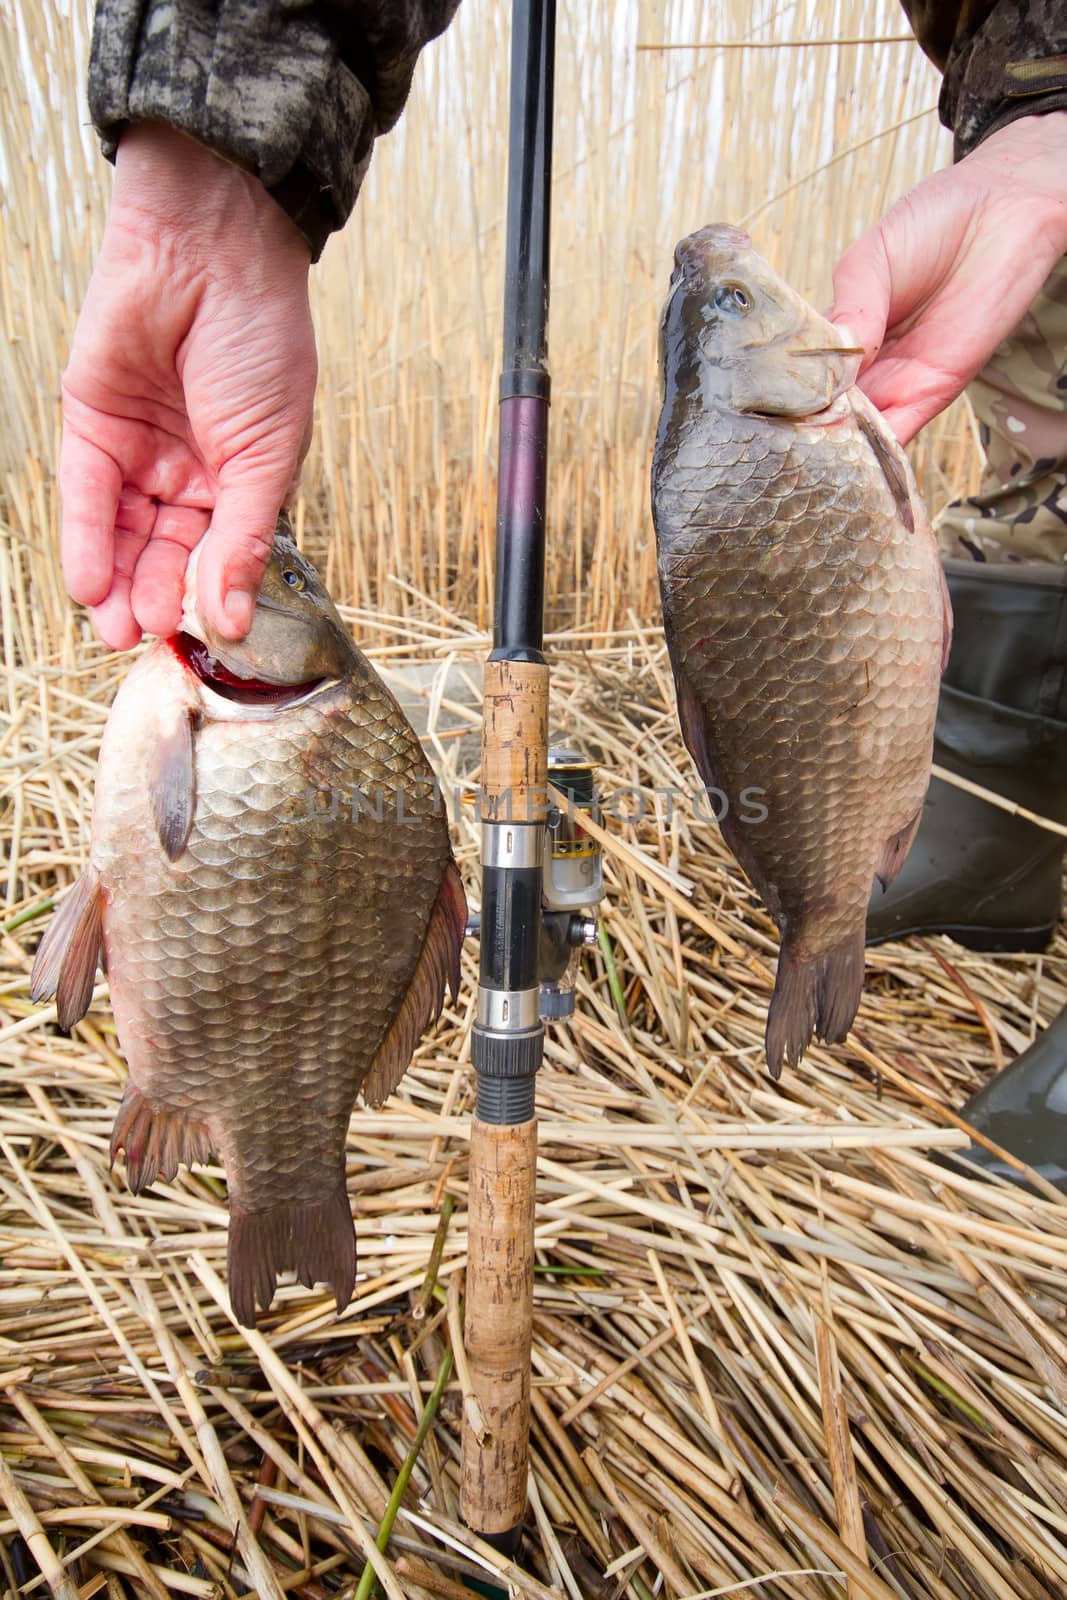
[939,255,1067,564]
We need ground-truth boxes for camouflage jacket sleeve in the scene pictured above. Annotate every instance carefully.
[88,0,460,260]
[901,2,1067,159]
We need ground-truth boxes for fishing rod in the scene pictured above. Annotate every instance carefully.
[461,0,554,1546]
[462,0,601,1553]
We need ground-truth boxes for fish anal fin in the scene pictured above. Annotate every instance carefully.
[227,1184,356,1328]
[110,1081,213,1192]
[876,807,923,893]
[150,707,197,861]
[853,405,915,534]
[362,858,467,1108]
[29,866,105,1030]
[765,929,865,1079]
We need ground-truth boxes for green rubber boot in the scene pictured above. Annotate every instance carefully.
[867,559,1067,951]
[953,1006,1067,1194]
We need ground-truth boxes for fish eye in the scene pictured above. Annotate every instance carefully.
[713,283,751,316]
[282,568,306,591]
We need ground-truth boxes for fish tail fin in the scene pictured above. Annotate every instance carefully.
[362,858,467,1108]
[227,1184,356,1329]
[765,930,865,1080]
[29,865,105,1030]
[111,1082,212,1192]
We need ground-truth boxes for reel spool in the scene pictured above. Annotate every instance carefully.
[540,746,603,1019]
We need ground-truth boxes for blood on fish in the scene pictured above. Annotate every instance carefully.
[171,634,320,705]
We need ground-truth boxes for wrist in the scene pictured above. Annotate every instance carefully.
[110,122,311,273]
[969,111,1067,196]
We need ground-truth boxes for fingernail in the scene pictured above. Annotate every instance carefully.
[223,588,254,634]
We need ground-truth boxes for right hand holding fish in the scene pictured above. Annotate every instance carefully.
[829,111,1067,446]
[60,121,317,650]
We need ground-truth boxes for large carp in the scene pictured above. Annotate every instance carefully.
[652,225,949,1076]
[32,520,465,1324]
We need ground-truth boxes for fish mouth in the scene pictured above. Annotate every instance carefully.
[171,634,327,707]
[743,391,854,427]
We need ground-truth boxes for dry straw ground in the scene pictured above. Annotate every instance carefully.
[3,2,1067,1599]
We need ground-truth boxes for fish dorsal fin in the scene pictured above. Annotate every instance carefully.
[852,403,915,534]
[362,859,467,1108]
[668,656,785,925]
[673,661,717,791]
[29,865,105,1030]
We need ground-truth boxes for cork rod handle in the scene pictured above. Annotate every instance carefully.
[479,658,550,823]
[460,1116,538,1533]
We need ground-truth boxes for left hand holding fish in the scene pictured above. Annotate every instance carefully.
[829,111,1067,445]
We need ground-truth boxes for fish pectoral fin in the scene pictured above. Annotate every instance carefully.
[875,807,923,892]
[852,404,915,535]
[228,1185,356,1328]
[29,865,105,1030]
[939,563,954,675]
[765,930,865,1079]
[110,1081,213,1192]
[362,858,468,1108]
[150,707,197,861]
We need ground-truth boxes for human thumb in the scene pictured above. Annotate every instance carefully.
[828,225,892,374]
[196,465,291,640]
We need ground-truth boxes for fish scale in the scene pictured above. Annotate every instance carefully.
[653,225,948,1075]
[31,524,465,1325]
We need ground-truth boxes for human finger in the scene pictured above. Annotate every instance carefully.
[195,461,293,639]
[92,520,160,648]
[59,425,122,608]
[130,503,212,638]
[852,353,961,446]
[828,224,893,373]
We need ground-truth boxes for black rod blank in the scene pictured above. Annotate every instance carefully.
[492,0,555,661]
[500,0,554,403]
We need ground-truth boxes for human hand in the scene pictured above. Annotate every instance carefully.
[829,112,1067,445]
[61,122,316,649]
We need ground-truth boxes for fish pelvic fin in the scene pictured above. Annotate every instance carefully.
[765,929,865,1080]
[110,1081,213,1192]
[227,1183,356,1329]
[29,865,105,1030]
[876,806,923,893]
[362,858,467,1108]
